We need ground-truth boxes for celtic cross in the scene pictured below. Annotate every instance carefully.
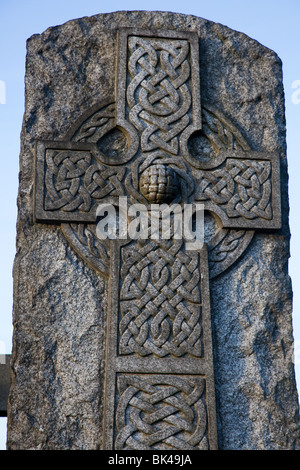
[34,28,281,450]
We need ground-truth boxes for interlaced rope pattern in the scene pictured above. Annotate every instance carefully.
[119,236,203,358]
[127,36,191,155]
[44,150,126,212]
[115,374,208,450]
[197,159,272,220]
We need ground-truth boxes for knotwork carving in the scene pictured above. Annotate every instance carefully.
[61,223,110,277]
[37,98,279,231]
[127,36,191,155]
[119,237,202,358]
[201,104,251,156]
[70,102,115,143]
[44,149,126,213]
[207,229,254,279]
[196,159,272,220]
[115,374,208,450]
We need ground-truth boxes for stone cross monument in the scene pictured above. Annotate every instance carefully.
[7,11,300,450]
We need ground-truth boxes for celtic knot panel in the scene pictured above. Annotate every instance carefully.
[44,148,126,213]
[197,158,272,220]
[119,237,203,358]
[115,374,208,450]
[126,35,192,155]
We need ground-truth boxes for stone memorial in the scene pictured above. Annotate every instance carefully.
[6,10,300,450]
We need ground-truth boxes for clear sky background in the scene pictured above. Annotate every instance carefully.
[0,0,299,449]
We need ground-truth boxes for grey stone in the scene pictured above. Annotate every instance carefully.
[7,10,300,450]
[0,355,11,416]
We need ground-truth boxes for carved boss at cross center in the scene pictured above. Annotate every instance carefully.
[34,28,281,450]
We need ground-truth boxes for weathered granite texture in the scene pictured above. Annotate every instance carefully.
[7,10,300,449]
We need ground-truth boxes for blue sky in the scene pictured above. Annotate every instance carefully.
[0,0,299,449]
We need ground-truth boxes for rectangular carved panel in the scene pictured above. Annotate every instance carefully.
[115,374,209,450]
[34,140,126,223]
[116,28,201,157]
[195,151,281,229]
[119,239,203,358]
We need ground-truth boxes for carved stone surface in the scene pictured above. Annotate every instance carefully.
[7,11,300,450]
[139,164,180,203]
[119,239,202,358]
[115,374,209,450]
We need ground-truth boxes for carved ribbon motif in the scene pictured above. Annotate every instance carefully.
[126,36,192,154]
[119,238,202,358]
[115,374,208,450]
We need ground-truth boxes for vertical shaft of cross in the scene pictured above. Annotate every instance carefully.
[102,235,218,450]
[100,30,219,449]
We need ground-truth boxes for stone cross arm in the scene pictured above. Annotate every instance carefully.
[34,138,281,231]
